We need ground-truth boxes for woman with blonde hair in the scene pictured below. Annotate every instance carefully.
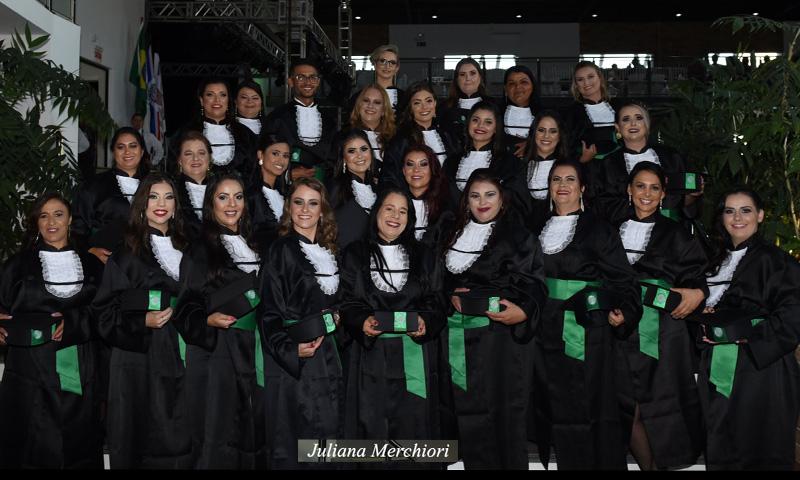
[347,84,396,165]
[370,44,404,112]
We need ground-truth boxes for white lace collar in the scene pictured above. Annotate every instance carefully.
[237,116,262,136]
[706,248,749,308]
[584,102,615,126]
[184,181,206,220]
[386,88,399,110]
[116,175,140,204]
[624,148,661,174]
[261,186,285,221]
[504,105,534,138]
[150,234,182,281]
[446,220,495,274]
[221,234,260,274]
[351,179,377,211]
[39,250,83,298]
[421,129,447,165]
[527,159,555,200]
[299,240,339,295]
[619,219,655,265]
[295,103,322,146]
[412,199,428,240]
[539,215,579,255]
[364,129,383,161]
[455,150,492,191]
[458,96,482,110]
[370,244,410,293]
[204,122,235,166]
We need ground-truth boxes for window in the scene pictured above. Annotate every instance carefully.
[444,55,517,71]
[350,55,374,71]
[581,53,652,69]
[707,52,781,67]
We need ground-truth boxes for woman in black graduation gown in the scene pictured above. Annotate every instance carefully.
[596,101,702,226]
[614,162,706,470]
[520,111,569,229]
[443,101,526,210]
[693,189,800,470]
[235,80,265,140]
[346,84,396,168]
[259,177,345,469]
[441,57,491,132]
[175,172,265,469]
[0,193,102,468]
[72,126,150,266]
[537,159,641,470]
[443,169,547,469]
[329,129,379,250]
[501,65,540,159]
[172,77,254,178]
[247,133,291,247]
[398,144,455,249]
[339,187,447,464]
[382,82,461,186]
[371,44,405,113]
[92,173,192,468]
[174,130,211,239]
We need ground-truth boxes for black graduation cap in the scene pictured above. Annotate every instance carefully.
[285,309,338,343]
[374,310,422,333]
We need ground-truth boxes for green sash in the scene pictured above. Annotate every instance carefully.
[228,289,264,387]
[147,291,186,366]
[30,320,82,395]
[590,130,621,160]
[447,312,491,391]
[638,279,673,360]
[380,331,427,399]
[546,278,602,361]
[709,318,764,398]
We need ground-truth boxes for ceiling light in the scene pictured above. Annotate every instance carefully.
[676,13,682,17]
[753,12,759,16]
[516,14,522,19]
[355,16,361,20]
[431,15,438,19]
[592,14,598,18]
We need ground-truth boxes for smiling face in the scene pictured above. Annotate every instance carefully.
[235,86,262,119]
[37,198,71,249]
[457,63,481,96]
[343,137,372,179]
[374,50,399,83]
[377,192,409,243]
[468,108,497,150]
[179,139,210,183]
[722,192,764,247]
[257,142,290,183]
[468,180,502,223]
[358,87,385,129]
[574,66,601,101]
[212,179,245,232]
[113,133,143,175]
[627,170,664,219]
[146,182,176,234]
[534,116,560,158]
[290,185,322,238]
[402,150,432,195]
[549,164,584,212]
[410,89,436,128]
[505,71,533,107]
[288,64,320,103]
[200,82,229,122]
[617,105,650,145]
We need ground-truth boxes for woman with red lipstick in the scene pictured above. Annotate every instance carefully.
[382,82,461,187]
[247,133,291,247]
[329,129,379,250]
[346,84,396,167]
[596,101,701,227]
[339,187,447,464]
[442,57,492,133]
[614,162,707,470]
[92,173,193,468]
[693,189,800,470]
[174,130,212,239]
[399,144,455,249]
[442,169,547,469]
[176,172,266,468]
[537,159,641,470]
[0,194,102,468]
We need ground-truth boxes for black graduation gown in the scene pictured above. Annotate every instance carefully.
[329,174,376,251]
[538,210,642,470]
[409,194,457,252]
[694,237,800,470]
[71,168,140,254]
[499,100,536,159]
[381,120,462,188]
[263,100,337,173]
[443,214,547,469]
[339,241,447,464]
[92,234,193,468]
[613,214,707,469]
[246,176,289,248]
[169,118,255,180]
[439,94,491,134]
[174,235,264,469]
[259,232,345,469]
[518,154,560,233]
[175,174,207,240]
[595,144,695,226]
[0,245,102,468]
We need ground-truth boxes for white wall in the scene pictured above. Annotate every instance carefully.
[76,0,145,127]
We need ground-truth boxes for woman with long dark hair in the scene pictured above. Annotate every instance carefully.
[339,187,446,463]
[442,169,547,469]
[501,65,540,159]
[174,130,212,239]
[520,111,569,229]
[693,189,800,470]
[614,162,706,470]
[442,57,491,132]
[175,172,265,469]
[247,132,291,247]
[260,177,345,469]
[0,193,102,468]
[92,173,192,468]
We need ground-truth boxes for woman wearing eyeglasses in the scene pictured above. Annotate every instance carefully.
[371,44,405,113]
